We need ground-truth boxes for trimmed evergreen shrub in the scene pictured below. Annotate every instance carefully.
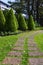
[3,9,9,19]
[0,9,5,31]
[28,15,35,30]
[5,8,18,32]
[18,13,28,31]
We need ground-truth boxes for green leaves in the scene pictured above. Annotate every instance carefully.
[28,15,35,30]
[5,8,18,32]
[0,9,5,31]
[18,13,28,31]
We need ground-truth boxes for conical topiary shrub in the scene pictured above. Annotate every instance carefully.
[28,15,35,30]
[3,9,9,19]
[18,13,28,31]
[5,8,18,32]
[0,9,5,31]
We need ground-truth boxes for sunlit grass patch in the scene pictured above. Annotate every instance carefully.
[34,33,43,52]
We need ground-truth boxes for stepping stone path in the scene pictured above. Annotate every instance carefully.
[28,31,43,65]
[1,30,43,65]
[2,35,27,65]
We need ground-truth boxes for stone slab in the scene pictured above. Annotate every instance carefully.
[12,46,23,51]
[29,51,43,56]
[8,51,22,57]
[29,58,43,65]
[14,43,24,47]
[28,43,37,47]
[2,57,21,65]
[28,47,38,51]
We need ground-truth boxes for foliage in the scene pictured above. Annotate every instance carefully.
[18,13,28,31]
[28,15,35,30]
[5,8,18,32]
[39,15,43,26]
[0,9,5,31]
[3,9,9,19]
[15,8,22,14]
[8,0,25,14]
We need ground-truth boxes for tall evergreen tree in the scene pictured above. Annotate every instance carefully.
[5,8,18,32]
[0,9,5,31]
[28,15,35,30]
[18,13,28,30]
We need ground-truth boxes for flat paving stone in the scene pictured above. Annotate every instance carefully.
[29,51,43,56]
[8,51,22,57]
[14,39,24,47]
[28,41,37,47]
[14,43,24,47]
[18,39,24,42]
[28,41,36,44]
[16,40,24,43]
[29,58,43,65]
[12,46,23,51]
[28,39,34,41]
[28,47,38,51]
[18,39,24,41]
[28,43,37,47]
[2,57,21,65]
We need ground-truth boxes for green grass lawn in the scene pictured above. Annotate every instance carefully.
[0,31,30,62]
[0,33,22,62]
[34,33,43,52]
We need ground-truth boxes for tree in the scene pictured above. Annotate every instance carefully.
[28,15,35,30]
[8,0,27,14]
[0,9,5,31]
[5,8,18,32]
[3,9,9,19]
[38,0,43,26]
[8,0,43,24]
[18,13,28,30]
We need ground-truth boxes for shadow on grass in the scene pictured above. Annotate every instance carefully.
[0,31,24,36]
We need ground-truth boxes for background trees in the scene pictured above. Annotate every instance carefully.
[38,0,43,26]
[8,0,43,26]
[0,0,43,34]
